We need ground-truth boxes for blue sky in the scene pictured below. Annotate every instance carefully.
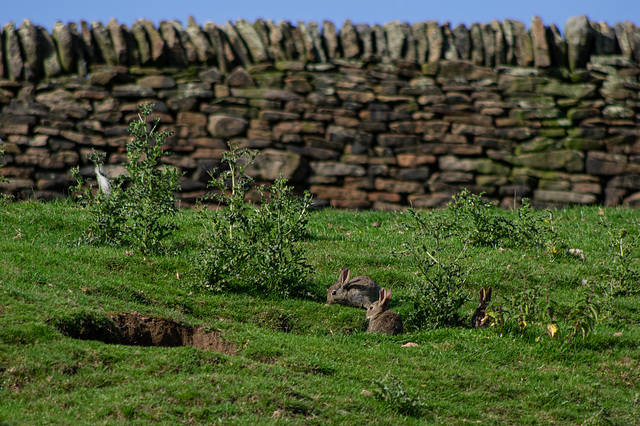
[3,0,638,32]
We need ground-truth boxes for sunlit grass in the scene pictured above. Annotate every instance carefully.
[1,200,639,424]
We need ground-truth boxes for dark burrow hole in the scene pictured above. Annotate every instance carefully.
[54,312,237,356]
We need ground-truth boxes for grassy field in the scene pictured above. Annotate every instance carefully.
[1,200,640,424]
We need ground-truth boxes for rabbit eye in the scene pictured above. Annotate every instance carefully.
[331,290,337,295]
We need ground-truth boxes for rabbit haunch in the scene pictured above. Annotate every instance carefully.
[366,287,403,335]
[326,267,381,309]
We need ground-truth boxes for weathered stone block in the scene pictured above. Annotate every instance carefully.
[534,189,597,204]
[602,105,635,119]
[0,178,35,191]
[541,80,597,99]
[394,167,430,181]
[606,174,640,190]
[451,123,496,137]
[530,16,551,67]
[309,185,367,200]
[572,182,602,193]
[112,84,155,98]
[564,15,593,70]
[439,155,511,175]
[374,178,424,194]
[246,149,303,181]
[396,154,437,167]
[585,152,627,175]
[259,110,300,121]
[408,192,454,208]
[207,115,248,138]
[138,75,176,89]
[336,90,375,103]
[538,179,570,190]
[476,175,509,186]
[325,126,372,145]
[432,171,475,183]
[513,150,584,172]
[368,192,402,203]
[309,161,366,177]
[230,88,304,102]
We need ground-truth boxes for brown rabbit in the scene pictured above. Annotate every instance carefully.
[471,287,492,328]
[326,267,381,309]
[366,287,403,335]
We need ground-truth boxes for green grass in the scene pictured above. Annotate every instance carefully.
[1,200,640,424]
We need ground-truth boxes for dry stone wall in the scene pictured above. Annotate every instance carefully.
[0,16,639,208]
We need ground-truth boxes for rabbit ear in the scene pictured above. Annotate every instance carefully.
[378,287,385,303]
[486,287,492,302]
[385,287,393,303]
[478,287,486,304]
[339,268,350,286]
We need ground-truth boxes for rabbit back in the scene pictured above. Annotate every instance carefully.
[367,309,404,335]
[327,268,381,308]
[366,287,403,335]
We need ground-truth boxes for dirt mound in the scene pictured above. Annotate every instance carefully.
[56,312,237,356]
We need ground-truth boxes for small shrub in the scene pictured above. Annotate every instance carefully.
[70,102,182,253]
[488,283,602,342]
[449,188,555,249]
[194,141,315,299]
[400,189,563,331]
[400,208,470,329]
[601,216,640,296]
[371,376,430,417]
[564,288,601,340]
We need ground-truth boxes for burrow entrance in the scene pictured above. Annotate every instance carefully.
[54,312,237,356]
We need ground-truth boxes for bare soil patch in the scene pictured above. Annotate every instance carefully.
[55,312,237,356]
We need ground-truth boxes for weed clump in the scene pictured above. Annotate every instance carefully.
[194,142,315,299]
[448,188,555,248]
[401,188,595,336]
[400,208,470,329]
[371,376,430,418]
[600,214,640,296]
[70,102,182,253]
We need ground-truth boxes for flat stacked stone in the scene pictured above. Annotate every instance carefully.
[0,18,639,208]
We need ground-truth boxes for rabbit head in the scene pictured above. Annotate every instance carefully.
[326,267,381,309]
[471,286,492,329]
[366,287,403,335]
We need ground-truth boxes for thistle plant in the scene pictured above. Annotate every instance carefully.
[371,376,430,417]
[71,102,182,253]
[399,208,470,329]
[195,141,315,299]
[448,189,555,249]
[602,219,640,296]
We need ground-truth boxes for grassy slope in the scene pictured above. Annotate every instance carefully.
[1,201,640,424]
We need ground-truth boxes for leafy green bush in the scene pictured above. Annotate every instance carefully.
[601,216,640,296]
[449,188,555,248]
[70,102,182,253]
[194,142,315,299]
[400,189,566,332]
[400,208,470,329]
[487,283,602,342]
[371,376,430,417]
